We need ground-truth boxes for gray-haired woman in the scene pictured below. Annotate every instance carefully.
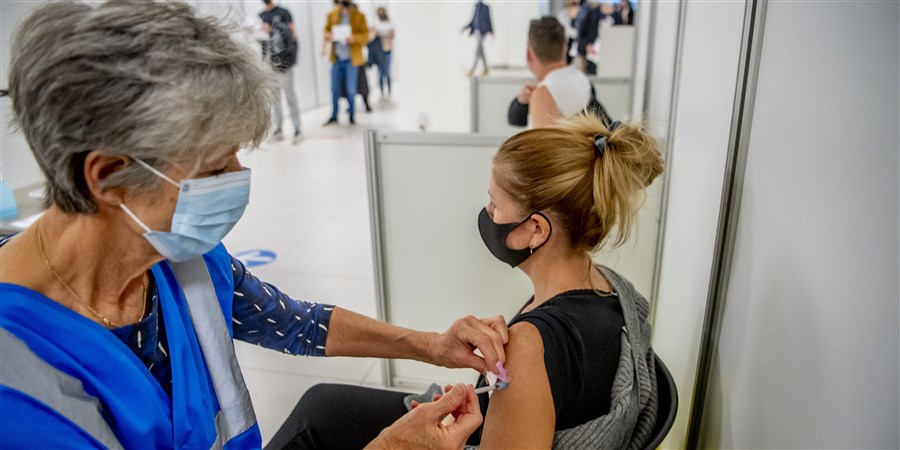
[0,2,504,448]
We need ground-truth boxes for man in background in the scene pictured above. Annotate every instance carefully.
[260,0,302,143]
[574,1,600,74]
[507,17,592,128]
[322,0,368,126]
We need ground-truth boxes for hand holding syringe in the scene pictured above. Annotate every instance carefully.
[410,361,510,410]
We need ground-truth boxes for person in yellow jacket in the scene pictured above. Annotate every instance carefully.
[322,0,368,125]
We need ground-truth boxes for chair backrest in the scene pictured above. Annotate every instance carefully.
[641,354,678,450]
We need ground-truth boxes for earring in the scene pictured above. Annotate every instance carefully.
[529,239,536,254]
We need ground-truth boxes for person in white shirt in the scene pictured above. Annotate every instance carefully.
[370,7,395,97]
[510,17,592,128]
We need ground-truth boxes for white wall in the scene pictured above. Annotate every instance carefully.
[485,2,541,69]
[649,2,746,448]
[390,1,540,133]
[699,1,900,448]
[0,1,45,189]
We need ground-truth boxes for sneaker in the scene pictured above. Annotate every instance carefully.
[349,116,356,125]
[323,118,338,126]
[292,130,302,144]
[271,128,284,141]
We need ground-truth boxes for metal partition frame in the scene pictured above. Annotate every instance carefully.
[685,0,768,446]
[647,0,688,332]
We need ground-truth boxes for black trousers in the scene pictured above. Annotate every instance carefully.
[265,384,410,450]
[265,383,485,450]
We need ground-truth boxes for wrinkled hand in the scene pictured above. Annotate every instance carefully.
[517,83,537,105]
[410,385,454,410]
[428,315,508,375]
[366,384,482,450]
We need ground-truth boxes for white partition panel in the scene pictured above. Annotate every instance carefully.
[651,2,747,448]
[471,74,633,136]
[698,1,900,448]
[595,25,635,79]
[365,131,533,389]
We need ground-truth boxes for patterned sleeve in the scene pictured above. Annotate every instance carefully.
[230,256,334,356]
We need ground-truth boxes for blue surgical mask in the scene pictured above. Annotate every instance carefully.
[119,158,251,262]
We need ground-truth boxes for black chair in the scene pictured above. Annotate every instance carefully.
[642,354,678,450]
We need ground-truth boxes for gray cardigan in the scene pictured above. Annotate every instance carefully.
[464,266,658,450]
[550,266,658,450]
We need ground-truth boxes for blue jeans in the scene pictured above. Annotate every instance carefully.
[331,59,358,119]
[379,51,392,95]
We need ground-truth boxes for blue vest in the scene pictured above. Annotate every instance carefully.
[0,244,262,449]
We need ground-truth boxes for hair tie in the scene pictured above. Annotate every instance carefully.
[593,135,608,159]
[594,121,622,159]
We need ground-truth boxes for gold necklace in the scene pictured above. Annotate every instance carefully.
[36,222,147,328]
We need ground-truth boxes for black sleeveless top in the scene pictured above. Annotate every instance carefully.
[476,289,625,435]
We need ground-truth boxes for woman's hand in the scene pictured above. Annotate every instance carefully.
[517,83,537,105]
[365,384,482,450]
[426,315,508,375]
[322,309,507,375]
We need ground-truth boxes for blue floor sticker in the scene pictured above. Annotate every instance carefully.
[234,249,277,268]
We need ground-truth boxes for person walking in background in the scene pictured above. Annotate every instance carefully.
[558,0,581,65]
[260,0,301,142]
[370,7,394,98]
[322,0,368,126]
[614,0,635,25]
[463,0,493,77]
[574,1,600,74]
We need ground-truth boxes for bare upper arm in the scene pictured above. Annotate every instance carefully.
[479,321,555,450]
[530,86,562,128]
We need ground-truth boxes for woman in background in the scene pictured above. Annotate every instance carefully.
[370,7,395,98]
[267,113,664,449]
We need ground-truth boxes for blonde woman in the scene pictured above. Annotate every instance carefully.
[268,113,663,450]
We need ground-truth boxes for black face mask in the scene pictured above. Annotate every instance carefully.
[478,208,551,268]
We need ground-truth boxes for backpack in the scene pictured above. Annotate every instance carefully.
[268,20,297,70]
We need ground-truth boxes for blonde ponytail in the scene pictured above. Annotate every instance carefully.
[492,113,663,253]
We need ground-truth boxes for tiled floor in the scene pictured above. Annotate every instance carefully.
[224,94,407,444]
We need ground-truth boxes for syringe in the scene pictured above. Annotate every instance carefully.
[474,381,509,395]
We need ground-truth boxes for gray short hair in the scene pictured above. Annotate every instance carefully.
[7,1,277,213]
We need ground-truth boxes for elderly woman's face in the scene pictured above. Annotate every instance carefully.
[126,148,242,232]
